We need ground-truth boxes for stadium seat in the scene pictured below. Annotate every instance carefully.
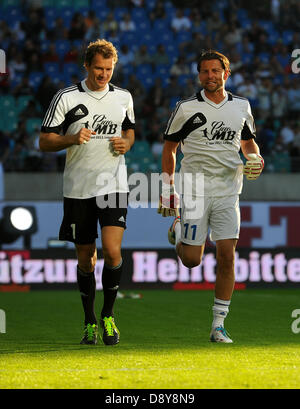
[0,95,15,109]
[120,32,137,47]
[135,64,153,79]
[131,7,147,22]
[258,52,270,64]
[29,71,44,90]
[282,30,293,45]
[177,74,192,86]
[1,0,21,6]
[113,7,129,21]
[63,62,80,76]
[175,31,192,45]
[43,7,60,29]
[26,118,42,134]
[3,6,22,24]
[55,40,71,59]
[4,110,18,132]
[273,153,291,173]
[145,0,156,10]
[44,62,60,76]
[131,140,150,158]
[16,95,32,113]
[60,7,75,28]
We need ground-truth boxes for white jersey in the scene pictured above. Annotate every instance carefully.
[164,89,256,196]
[41,80,135,199]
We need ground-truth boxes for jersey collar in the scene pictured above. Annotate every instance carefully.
[78,80,114,98]
[197,89,232,108]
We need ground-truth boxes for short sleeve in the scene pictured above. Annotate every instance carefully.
[41,90,66,134]
[241,101,256,140]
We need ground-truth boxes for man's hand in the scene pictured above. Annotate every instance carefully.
[243,153,264,180]
[110,137,131,155]
[74,128,96,145]
[157,183,180,217]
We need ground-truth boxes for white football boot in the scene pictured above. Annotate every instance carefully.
[210,326,233,343]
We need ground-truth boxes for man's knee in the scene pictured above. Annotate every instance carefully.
[178,243,204,268]
[102,245,121,267]
[76,244,97,272]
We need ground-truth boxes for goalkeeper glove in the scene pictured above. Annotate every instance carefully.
[243,153,264,180]
[157,182,180,217]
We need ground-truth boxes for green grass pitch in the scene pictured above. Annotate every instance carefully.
[0,288,300,389]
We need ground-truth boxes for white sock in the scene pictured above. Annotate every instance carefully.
[212,297,231,329]
[174,221,181,245]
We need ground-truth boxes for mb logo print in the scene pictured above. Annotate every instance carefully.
[0,309,6,334]
[0,49,6,74]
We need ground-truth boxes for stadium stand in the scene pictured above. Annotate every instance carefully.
[0,0,300,173]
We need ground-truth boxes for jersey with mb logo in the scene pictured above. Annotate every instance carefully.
[164,89,256,196]
[41,81,135,199]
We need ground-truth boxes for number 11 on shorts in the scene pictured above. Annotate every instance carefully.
[184,223,197,240]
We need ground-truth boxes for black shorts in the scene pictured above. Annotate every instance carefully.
[59,193,128,244]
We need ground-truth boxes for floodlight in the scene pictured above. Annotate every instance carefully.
[0,206,38,248]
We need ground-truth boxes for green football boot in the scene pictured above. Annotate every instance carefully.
[80,323,98,345]
[100,316,120,346]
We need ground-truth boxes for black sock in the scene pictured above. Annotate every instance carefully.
[77,265,97,326]
[101,259,123,319]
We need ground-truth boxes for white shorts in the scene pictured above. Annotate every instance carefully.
[180,195,240,245]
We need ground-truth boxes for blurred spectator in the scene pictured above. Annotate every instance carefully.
[102,12,119,35]
[148,77,165,108]
[236,76,258,104]
[182,32,203,64]
[42,43,60,63]
[149,0,166,23]
[182,77,198,98]
[206,10,224,34]
[271,85,288,120]
[84,11,102,41]
[291,124,300,156]
[151,135,164,160]
[287,79,300,120]
[170,56,190,76]
[126,74,145,97]
[164,75,185,100]
[223,22,242,48]
[0,131,10,200]
[256,120,276,156]
[68,12,86,41]
[9,52,27,80]
[12,76,34,97]
[19,100,41,122]
[47,17,68,41]
[63,43,80,63]
[119,13,136,32]
[171,9,192,32]
[133,45,152,66]
[118,44,135,67]
[256,77,273,120]
[26,52,43,73]
[152,44,170,66]
[36,75,58,115]
[278,120,295,152]
[270,0,280,22]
